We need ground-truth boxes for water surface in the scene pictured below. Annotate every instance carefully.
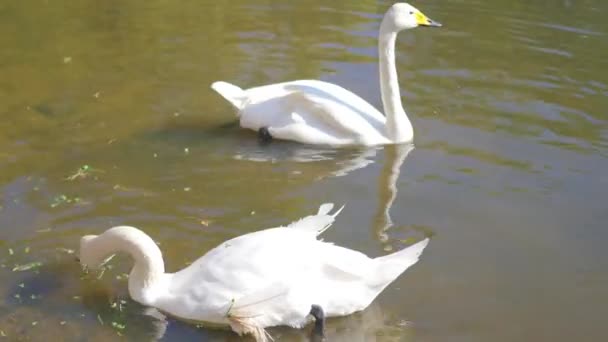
[1,0,607,341]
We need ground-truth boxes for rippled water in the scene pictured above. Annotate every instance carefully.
[1,0,607,341]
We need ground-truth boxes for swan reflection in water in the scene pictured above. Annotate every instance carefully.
[231,141,380,179]
[232,141,415,242]
[373,143,415,248]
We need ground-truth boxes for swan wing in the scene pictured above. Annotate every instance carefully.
[286,203,344,236]
[219,235,377,325]
[211,81,247,111]
[281,84,386,140]
[229,281,290,314]
[237,80,389,145]
[163,227,424,331]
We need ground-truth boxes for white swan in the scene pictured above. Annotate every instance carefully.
[79,204,429,341]
[211,3,441,146]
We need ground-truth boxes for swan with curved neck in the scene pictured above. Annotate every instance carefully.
[79,204,430,341]
[211,3,441,146]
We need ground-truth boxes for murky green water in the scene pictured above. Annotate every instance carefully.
[1,0,607,340]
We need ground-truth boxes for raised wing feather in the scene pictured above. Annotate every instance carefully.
[286,203,344,236]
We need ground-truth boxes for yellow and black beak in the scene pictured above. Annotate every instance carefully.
[416,12,442,27]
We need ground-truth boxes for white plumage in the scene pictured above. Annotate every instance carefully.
[211,3,441,146]
[79,204,430,341]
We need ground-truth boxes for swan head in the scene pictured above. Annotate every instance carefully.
[79,234,112,270]
[385,3,442,31]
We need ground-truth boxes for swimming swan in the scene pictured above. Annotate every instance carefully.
[79,204,429,341]
[211,3,441,146]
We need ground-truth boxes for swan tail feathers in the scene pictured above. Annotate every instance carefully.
[286,203,344,236]
[373,238,429,286]
[211,81,247,111]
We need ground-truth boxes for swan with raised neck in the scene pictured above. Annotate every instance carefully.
[211,2,441,146]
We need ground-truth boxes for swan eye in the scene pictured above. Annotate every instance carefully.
[409,11,414,15]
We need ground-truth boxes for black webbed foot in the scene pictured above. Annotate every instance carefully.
[309,304,325,342]
[258,127,273,144]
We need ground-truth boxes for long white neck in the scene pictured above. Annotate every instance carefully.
[378,18,413,143]
[86,226,165,304]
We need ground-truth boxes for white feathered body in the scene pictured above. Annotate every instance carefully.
[212,80,393,146]
[143,205,428,334]
[210,2,443,148]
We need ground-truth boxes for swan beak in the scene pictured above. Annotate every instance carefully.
[416,12,442,27]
